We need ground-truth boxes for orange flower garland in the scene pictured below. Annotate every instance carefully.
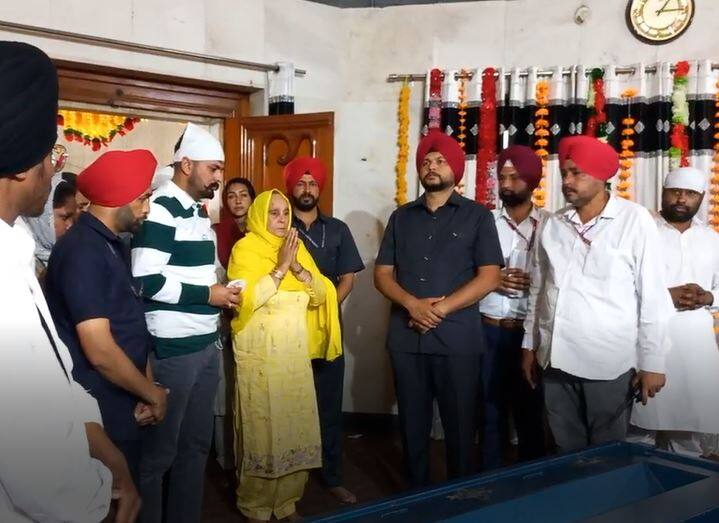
[617,88,638,200]
[710,80,719,231]
[533,81,550,208]
[394,81,411,206]
[457,70,469,150]
[58,109,140,151]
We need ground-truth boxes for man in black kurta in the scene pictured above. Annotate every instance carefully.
[375,132,502,487]
[286,156,365,503]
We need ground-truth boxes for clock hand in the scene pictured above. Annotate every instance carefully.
[658,7,686,12]
[655,0,672,15]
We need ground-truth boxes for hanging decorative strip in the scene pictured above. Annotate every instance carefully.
[394,81,411,207]
[457,70,468,150]
[533,80,550,208]
[617,88,638,200]
[710,80,719,231]
[475,67,497,208]
[584,68,607,139]
[669,60,690,170]
[58,109,141,151]
[427,68,443,134]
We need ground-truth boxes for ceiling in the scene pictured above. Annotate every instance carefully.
[306,0,490,8]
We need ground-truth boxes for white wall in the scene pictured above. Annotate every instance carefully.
[3,0,719,413]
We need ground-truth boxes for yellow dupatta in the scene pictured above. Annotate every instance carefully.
[227,189,342,361]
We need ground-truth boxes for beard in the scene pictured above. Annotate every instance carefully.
[421,173,453,193]
[499,189,532,207]
[198,181,220,200]
[661,204,699,224]
[291,193,318,212]
[117,206,145,233]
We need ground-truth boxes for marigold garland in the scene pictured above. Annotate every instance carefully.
[617,88,638,200]
[585,68,607,138]
[58,109,140,151]
[394,81,411,206]
[710,80,719,231]
[457,70,469,150]
[475,68,497,208]
[533,81,550,208]
[669,60,690,170]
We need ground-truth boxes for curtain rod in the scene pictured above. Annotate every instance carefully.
[387,63,719,82]
[0,20,306,76]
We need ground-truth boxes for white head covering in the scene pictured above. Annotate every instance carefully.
[172,122,224,163]
[152,164,173,190]
[23,174,65,265]
[664,167,707,193]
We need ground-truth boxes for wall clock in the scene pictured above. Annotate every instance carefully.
[626,0,694,45]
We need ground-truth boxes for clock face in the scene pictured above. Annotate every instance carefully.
[626,0,694,44]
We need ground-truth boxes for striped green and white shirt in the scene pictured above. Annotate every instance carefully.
[131,181,219,358]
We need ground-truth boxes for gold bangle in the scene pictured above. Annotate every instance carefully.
[271,268,285,280]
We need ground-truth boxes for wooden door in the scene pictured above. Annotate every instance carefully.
[233,112,334,214]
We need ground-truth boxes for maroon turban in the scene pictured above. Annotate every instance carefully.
[283,156,327,194]
[497,145,543,190]
[558,136,619,182]
[416,131,465,183]
[78,150,157,207]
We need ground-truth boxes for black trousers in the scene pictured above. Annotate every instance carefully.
[390,351,481,488]
[481,323,545,469]
[312,355,345,487]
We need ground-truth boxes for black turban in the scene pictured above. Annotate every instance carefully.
[0,42,58,177]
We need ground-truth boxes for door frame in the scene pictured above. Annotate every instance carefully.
[54,60,253,180]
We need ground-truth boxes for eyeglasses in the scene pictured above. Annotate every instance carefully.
[51,144,68,173]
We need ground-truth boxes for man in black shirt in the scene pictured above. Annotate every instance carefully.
[286,156,365,504]
[375,132,502,487]
[46,150,168,485]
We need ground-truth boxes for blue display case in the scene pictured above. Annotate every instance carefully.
[310,442,719,522]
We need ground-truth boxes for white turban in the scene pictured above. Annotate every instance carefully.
[151,164,173,190]
[172,122,224,163]
[664,167,707,193]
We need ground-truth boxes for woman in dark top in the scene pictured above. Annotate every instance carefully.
[215,177,256,269]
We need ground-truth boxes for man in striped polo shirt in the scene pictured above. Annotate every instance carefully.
[132,123,240,523]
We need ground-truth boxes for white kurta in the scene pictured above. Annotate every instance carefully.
[631,216,719,434]
[0,219,112,523]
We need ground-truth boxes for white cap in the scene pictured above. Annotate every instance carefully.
[172,122,224,163]
[152,164,173,190]
[663,167,707,193]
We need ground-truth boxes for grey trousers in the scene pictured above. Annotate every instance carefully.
[138,342,220,523]
[544,367,634,453]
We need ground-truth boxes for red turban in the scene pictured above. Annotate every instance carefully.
[497,145,543,190]
[416,131,465,183]
[283,156,327,194]
[558,136,619,182]
[78,149,157,208]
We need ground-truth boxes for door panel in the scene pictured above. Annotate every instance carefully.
[235,112,334,215]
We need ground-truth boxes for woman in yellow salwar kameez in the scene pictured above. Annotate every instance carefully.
[228,189,342,522]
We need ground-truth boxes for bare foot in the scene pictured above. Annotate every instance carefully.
[283,512,303,522]
[328,486,357,504]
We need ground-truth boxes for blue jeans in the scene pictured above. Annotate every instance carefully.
[138,342,220,523]
[481,323,545,469]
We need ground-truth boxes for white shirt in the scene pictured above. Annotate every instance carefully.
[522,195,673,380]
[479,206,549,319]
[0,219,111,523]
[655,216,719,307]
[631,216,719,433]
